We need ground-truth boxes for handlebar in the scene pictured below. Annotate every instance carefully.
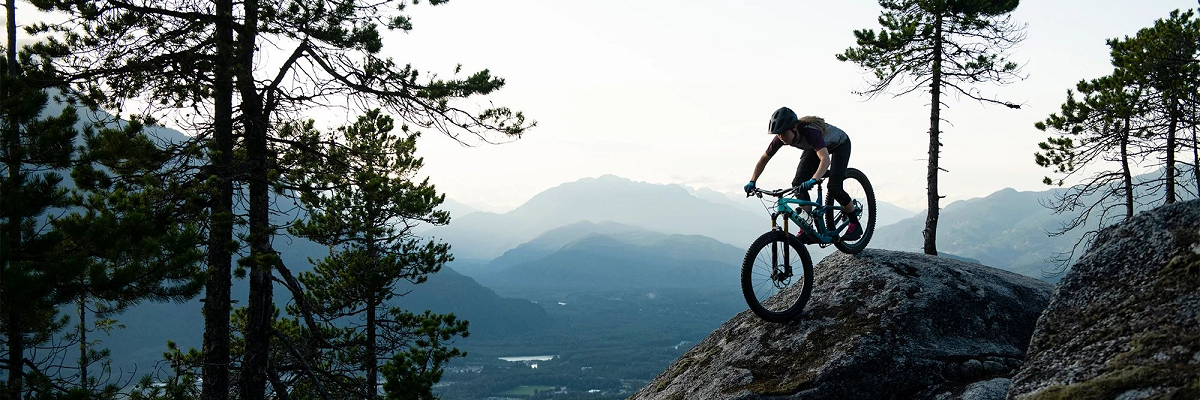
[747,178,824,198]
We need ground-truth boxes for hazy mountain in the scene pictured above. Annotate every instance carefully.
[476,230,743,294]
[428,174,917,262]
[689,184,917,228]
[872,187,1092,279]
[426,175,767,260]
[392,267,550,338]
[439,198,482,219]
[874,200,918,227]
[485,221,651,272]
[871,166,1198,279]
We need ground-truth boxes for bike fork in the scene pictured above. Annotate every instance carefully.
[770,214,793,280]
[783,217,791,276]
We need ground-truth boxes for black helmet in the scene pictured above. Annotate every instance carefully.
[769,107,798,135]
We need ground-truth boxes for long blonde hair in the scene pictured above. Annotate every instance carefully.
[799,116,828,136]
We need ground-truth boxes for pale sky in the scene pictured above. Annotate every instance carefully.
[10,0,1199,212]
[391,0,1199,212]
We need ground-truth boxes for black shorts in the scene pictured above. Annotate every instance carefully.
[792,139,852,205]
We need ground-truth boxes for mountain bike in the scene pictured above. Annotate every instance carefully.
[741,168,876,322]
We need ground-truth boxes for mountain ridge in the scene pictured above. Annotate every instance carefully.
[476,228,744,294]
[871,166,1198,279]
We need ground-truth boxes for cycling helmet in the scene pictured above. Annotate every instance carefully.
[769,107,798,135]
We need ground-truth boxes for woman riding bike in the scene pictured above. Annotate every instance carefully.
[743,106,862,242]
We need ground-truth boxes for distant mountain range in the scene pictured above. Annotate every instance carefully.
[870,188,1077,279]
[463,221,743,294]
[428,174,919,261]
[871,166,1198,279]
[687,185,918,228]
[426,175,765,261]
[392,267,550,338]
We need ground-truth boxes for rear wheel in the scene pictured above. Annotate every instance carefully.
[740,230,813,323]
[826,168,876,254]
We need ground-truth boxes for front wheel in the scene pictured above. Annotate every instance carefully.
[741,231,814,323]
[826,167,876,254]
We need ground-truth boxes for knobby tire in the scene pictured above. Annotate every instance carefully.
[740,230,813,323]
[826,167,876,254]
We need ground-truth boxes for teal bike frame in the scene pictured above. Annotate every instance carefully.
[757,181,855,245]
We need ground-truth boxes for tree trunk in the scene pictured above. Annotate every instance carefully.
[923,14,945,256]
[1121,116,1134,220]
[78,292,87,391]
[367,293,377,400]
[239,0,274,397]
[3,12,23,392]
[5,0,15,75]
[1192,92,1198,196]
[201,0,235,398]
[4,314,21,400]
[241,105,273,400]
[1166,95,1177,204]
[4,2,19,395]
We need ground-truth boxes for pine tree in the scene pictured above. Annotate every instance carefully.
[1108,9,1200,204]
[838,0,1026,255]
[54,118,207,393]
[286,110,463,399]
[28,0,533,397]
[1033,70,1150,272]
[0,56,78,400]
[24,2,237,396]
[379,311,467,400]
[1,52,206,399]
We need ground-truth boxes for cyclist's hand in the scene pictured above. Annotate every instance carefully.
[744,181,756,196]
[799,178,818,191]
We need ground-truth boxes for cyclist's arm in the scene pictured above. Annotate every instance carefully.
[750,152,772,182]
[810,147,831,181]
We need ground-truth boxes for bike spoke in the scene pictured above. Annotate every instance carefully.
[751,238,794,312]
[753,279,774,294]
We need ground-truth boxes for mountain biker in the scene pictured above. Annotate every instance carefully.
[743,106,862,242]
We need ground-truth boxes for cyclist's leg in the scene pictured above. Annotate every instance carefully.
[827,140,858,222]
[792,149,820,211]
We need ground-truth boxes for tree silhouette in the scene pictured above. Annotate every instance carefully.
[285,110,462,399]
[1108,9,1200,204]
[1,53,205,400]
[27,0,533,398]
[1034,71,1151,273]
[1,56,78,400]
[838,0,1025,255]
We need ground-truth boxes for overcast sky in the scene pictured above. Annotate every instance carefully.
[11,0,1199,212]
[376,0,1195,213]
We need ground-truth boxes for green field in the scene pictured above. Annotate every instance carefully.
[499,385,557,396]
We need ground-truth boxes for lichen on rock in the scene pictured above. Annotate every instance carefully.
[1007,200,1200,400]
[630,248,1052,400]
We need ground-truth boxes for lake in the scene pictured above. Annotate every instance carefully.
[498,355,557,362]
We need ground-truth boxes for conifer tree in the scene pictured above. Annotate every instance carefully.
[838,0,1025,255]
[1108,9,1200,204]
[0,56,78,400]
[1,54,206,400]
[28,0,532,397]
[23,3,237,396]
[285,110,463,399]
[54,119,207,394]
[1036,73,1145,215]
[1034,70,1150,272]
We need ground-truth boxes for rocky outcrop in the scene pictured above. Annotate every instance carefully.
[1007,200,1200,400]
[629,249,1052,400]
